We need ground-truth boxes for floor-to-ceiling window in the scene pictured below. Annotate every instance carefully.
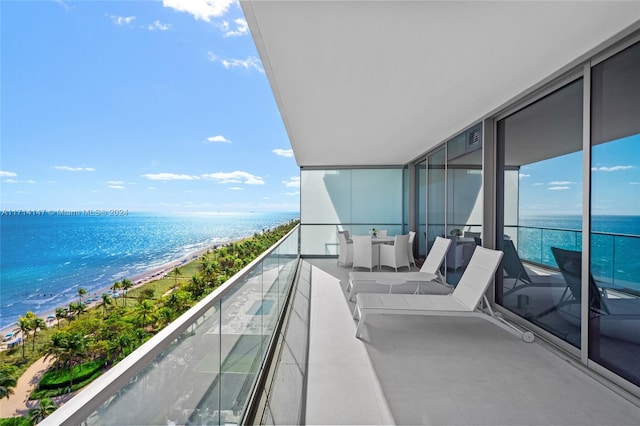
[423,125,483,286]
[497,78,584,348]
[590,40,640,387]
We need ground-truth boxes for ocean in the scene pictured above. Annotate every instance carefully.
[0,211,299,330]
[518,215,640,290]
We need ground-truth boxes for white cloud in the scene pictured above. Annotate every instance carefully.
[54,0,70,10]
[519,173,530,179]
[108,185,125,189]
[591,165,635,172]
[548,181,576,185]
[0,171,17,177]
[141,173,200,181]
[107,180,124,185]
[533,182,544,186]
[273,148,294,158]
[285,191,300,196]
[147,186,157,190]
[229,187,244,191]
[206,135,232,144]
[147,20,171,31]
[54,166,96,172]
[630,182,640,185]
[548,186,570,191]
[223,18,248,37]
[207,51,264,73]
[202,171,264,185]
[162,0,234,22]
[282,177,300,188]
[109,15,136,26]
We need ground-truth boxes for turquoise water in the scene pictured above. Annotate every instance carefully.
[0,211,298,329]
[517,215,640,290]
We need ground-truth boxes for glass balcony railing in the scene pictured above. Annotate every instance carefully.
[42,225,301,426]
[510,225,640,291]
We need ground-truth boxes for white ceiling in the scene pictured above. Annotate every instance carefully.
[241,1,640,167]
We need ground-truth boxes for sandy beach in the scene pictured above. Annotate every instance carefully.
[0,244,217,346]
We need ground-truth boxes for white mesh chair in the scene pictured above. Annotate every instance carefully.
[407,231,416,267]
[379,234,410,272]
[337,231,353,267]
[353,246,534,342]
[352,235,378,271]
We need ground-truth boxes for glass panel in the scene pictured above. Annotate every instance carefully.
[85,302,222,425]
[497,78,584,348]
[300,170,352,224]
[83,229,301,425]
[351,169,403,223]
[300,168,404,256]
[426,150,444,262]
[590,40,640,387]
[416,160,428,259]
[445,125,483,286]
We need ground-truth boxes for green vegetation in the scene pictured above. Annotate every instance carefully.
[0,220,298,423]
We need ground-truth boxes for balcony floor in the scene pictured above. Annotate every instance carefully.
[303,258,640,425]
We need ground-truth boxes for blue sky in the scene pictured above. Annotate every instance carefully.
[519,134,640,216]
[1,0,300,213]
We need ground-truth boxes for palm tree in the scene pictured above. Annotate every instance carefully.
[44,331,87,388]
[28,397,57,423]
[121,278,133,307]
[55,307,67,329]
[135,299,155,328]
[170,267,182,291]
[31,317,47,352]
[0,369,17,400]
[100,293,113,317]
[112,281,122,305]
[14,316,32,358]
[77,287,87,303]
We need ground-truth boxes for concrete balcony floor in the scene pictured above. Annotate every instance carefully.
[303,258,640,425]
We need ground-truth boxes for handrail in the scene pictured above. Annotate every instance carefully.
[42,224,301,426]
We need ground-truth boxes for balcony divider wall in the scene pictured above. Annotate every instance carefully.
[299,168,405,257]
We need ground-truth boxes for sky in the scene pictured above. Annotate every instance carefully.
[1,0,300,213]
[518,134,640,216]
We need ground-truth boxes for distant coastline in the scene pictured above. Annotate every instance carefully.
[0,211,299,330]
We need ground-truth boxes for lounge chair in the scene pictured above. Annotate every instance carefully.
[532,247,640,344]
[347,236,451,301]
[501,239,560,297]
[353,246,534,342]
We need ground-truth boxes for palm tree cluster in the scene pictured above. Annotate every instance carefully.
[2,219,299,419]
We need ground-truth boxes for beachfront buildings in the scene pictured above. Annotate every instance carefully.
[44,2,640,425]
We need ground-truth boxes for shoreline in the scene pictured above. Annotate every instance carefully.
[0,241,227,343]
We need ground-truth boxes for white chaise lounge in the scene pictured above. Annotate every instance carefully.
[347,236,452,301]
[353,246,535,342]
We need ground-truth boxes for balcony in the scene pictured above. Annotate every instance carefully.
[42,225,640,425]
[301,258,640,425]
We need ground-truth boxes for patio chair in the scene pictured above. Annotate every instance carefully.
[533,247,610,319]
[377,229,388,238]
[352,235,378,271]
[502,239,555,297]
[347,236,452,300]
[379,234,411,272]
[337,230,353,267]
[407,231,416,267]
[353,246,534,342]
